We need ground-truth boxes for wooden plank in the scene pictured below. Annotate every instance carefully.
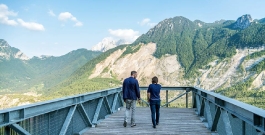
[83,108,211,135]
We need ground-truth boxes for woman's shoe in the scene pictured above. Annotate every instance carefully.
[131,123,136,127]
[153,125,156,128]
[156,123,159,125]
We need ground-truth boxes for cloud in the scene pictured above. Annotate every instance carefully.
[17,19,45,31]
[74,21,83,27]
[138,18,156,27]
[48,9,56,17]
[108,29,140,43]
[58,12,83,27]
[0,4,18,26]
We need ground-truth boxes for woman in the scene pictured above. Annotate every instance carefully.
[147,76,161,128]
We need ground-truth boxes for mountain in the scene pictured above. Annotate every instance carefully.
[259,18,265,23]
[0,41,102,91]
[91,37,130,52]
[1,14,265,109]
[0,39,29,60]
[27,49,102,90]
[91,37,117,52]
[133,14,265,77]
[45,14,265,108]
[233,14,253,29]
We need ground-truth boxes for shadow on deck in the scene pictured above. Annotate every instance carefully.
[83,107,211,135]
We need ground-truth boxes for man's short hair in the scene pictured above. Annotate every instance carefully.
[152,76,158,84]
[131,71,137,76]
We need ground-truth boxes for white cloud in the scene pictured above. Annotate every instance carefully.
[58,12,83,27]
[0,4,18,26]
[48,9,56,17]
[17,19,45,31]
[138,18,156,27]
[74,21,83,27]
[108,29,140,43]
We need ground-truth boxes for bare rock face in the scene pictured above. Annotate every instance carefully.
[0,39,29,60]
[89,43,265,90]
[233,14,253,29]
[91,37,130,52]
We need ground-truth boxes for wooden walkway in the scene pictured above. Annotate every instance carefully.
[83,108,212,135]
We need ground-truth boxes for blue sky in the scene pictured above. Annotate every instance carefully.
[1,0,265,57]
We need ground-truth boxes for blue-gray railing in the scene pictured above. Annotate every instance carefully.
[140,86,265,134]
[0,86,265,135]
[0,87,123,135]
[193,87,265,135]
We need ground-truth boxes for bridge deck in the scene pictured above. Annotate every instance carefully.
[83,108,212,135]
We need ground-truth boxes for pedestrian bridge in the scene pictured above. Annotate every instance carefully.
[0,87,265,135]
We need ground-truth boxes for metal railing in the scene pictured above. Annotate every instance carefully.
[139,86,191,107]
[0,86,265,135]
[193,87,265,135]
[140,86,265,134]
[0,87,123,135]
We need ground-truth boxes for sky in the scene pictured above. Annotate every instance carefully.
[1,0,265,58]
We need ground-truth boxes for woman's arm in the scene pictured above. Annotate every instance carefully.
[147,92,150,102]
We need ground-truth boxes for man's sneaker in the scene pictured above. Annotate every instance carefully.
[131,123,136,127]
[156,123,159,126]
[123,121,127,127]
[153,125,156,128]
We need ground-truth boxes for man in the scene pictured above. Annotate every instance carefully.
[122,71,141,127]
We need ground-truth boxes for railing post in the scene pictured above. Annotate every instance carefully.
[186,89,188,108]
[166,90,168,107]
[192,90,196,108]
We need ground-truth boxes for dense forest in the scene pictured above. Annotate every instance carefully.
[133,16,265,78]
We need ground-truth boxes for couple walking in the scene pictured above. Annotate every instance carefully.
[122,71,161,128]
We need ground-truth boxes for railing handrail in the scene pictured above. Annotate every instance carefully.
[0,87,121,113]
[194,87,265,118]
[1,86,264,117]
[139,86,191,90]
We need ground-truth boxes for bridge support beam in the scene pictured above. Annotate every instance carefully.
[118,93,124,108]
[92,98,103,125]
[199,99,205,116]
[9,124,31,135]
[221,110,233,135]
[205,100,213,129]
[195,94,201,114]
[59,105,77,135]
[104,97,112,115]
[111,93,119,113]
[211,107,221,132]
[78,104,93,127]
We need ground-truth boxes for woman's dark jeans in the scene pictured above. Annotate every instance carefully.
[150,100,160,126]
